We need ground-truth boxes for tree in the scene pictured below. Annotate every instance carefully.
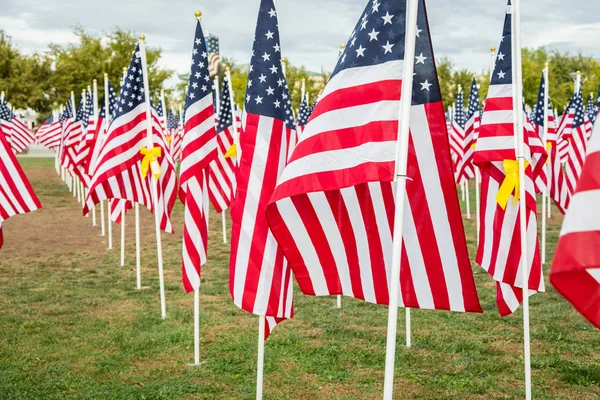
[47,26,173,111]
[0,31,54,114]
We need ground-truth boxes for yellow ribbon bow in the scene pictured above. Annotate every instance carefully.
[496,159,529,210]
[224,144,237,159]
[545,142,552,164]
[140,146,162,179]
[166,135,172,144]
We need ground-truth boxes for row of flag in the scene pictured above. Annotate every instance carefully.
[1,0,599,397]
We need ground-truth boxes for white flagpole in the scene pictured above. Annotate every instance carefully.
[511,2,532,398]
[490,46,497,80]
[213,74,228,245]
[91,80,99,227]
[139,35,167,320]
[226,67,239,154]
[541,63,549,264]
[120,207,126,266]
[194,287,200,365]
[108,199,113,250]
[99,74,110,238]
[383,0,419,398]
[135,203,142,289]
[256,316,266,400]
[71,91,78,201]
[465,179,471,219]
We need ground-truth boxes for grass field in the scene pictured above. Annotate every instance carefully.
[0,158,598,399]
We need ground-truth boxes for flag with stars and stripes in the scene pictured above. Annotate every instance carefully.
[171,110,184,163]
[207,34,221,79]
[229,0,299,340]
[296,94,311,136]
[180,18,218,294]
[586,93,596,123]
[556,97,575,163]
[74,91,96,182]
[84,44,178,234]
[531,73,569,213]
[207,73,237,213]
[450,89,467,178]
[265,0,482,316]
[564,88,592,196]
[36,113,62,151]
[0,103,35,154]
[87,80,118,177]
[456,77,479,184]
[61,96,86,183]
[474,0,547,316]
[551,117,600,330]
[0,122,42,249]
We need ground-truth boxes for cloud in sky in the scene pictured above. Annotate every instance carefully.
[3,0,599,86]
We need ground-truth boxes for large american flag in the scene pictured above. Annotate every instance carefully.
[266,0,482,314]
[530,73,569,213]
[0,124,41,249]
[84,44,177,234]
[207,73,237,213]
[474,1,546,316]
[564,89,591,196]
[180,18,217,294]
[36,113,62,151]
[550,118,600,330]
[87,79,118,177]
[229,0,298,339]
[456,77,479,184]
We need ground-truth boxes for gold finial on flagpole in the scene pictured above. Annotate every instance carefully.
[341,44,345,50]
[491,46,496,53]
[545,62,549,68]
[140,34,145,41]
[472,72,477,77]
[282,57,287,64]
[104,73,108,78]
[226,66,230,72]
[195,10,202,19]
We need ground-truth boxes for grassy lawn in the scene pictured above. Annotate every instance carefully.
[0,158,598,399]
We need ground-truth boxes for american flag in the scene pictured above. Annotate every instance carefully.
[456,77,479,184]
[266,0,482,314]
[450,89,467,176]
[74,91,96,182]
[165,108,177,156]
[60,96,85,179]
[296,94,311,136]
[84,44,177,235]
[474,1,546,316]
[593,87,600,125]
[207,73,237,213]
[0,124,42,249]
[0,103,35,154]
[564,89,590,196]
[550,112,600,330]
[229,0,298,339]
[36,113,62,150]
[87,79,118,177]
[180,18,218,293]
[586,93,596,122]
[531,73,569,213]
[171,109,184,163]
[206,34,220,79]
[556,97,574,163]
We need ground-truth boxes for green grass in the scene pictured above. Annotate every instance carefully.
[0,159,598,399]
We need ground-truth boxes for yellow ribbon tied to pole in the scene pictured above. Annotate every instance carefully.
[545,142,552,164]
[224,144,237,159]
[166,135,172,144]
[140,146,162,179]
[496,159,529,210]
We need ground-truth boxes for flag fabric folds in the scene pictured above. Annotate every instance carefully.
[0,125,42,249]
[180,19,218,294]
[456,77,479,184]
[474,1,546,316]
[84,45,177,234]
[36,113,62,151]
[550,119,600,330]
[265,0,482,314]
[207,74,237,213]
[564,89,591,196]
[229,0,297,339]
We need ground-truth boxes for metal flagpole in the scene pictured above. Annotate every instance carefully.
[511,1,532,398]
[541,63,549,264]
[213,73,227,245]
[383,0,419,398]
[256,316,266,400]
[121,207,126,266]
[99,76,109,238]
[459,85,471,220]
[71,91,78,201]
[139,35,167,320]
[135,203,142,289]
[91,80,99,227]
[108,199,113,250]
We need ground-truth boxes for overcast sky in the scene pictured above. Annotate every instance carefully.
[2,0,599,87]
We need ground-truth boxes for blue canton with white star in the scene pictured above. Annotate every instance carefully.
[0,102,11,122]
[167,109,178,130]
[454,90,466,129]
[298,96,311,125]
[75,95,86,123]
[217,74,233,134]
[114,45,147,119]
[490,2,512,86]
[466,77,480,121]
[185,20,213,111]
[572,89,586,129]
[531,73,549,127]
[244,0,295,129]
[334,0,441,106]
[99,80,118,120]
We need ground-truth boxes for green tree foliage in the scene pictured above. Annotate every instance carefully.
[47,26,173,110]
[0,31,54,114]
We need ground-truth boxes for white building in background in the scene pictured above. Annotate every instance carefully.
[14,108,38,130]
